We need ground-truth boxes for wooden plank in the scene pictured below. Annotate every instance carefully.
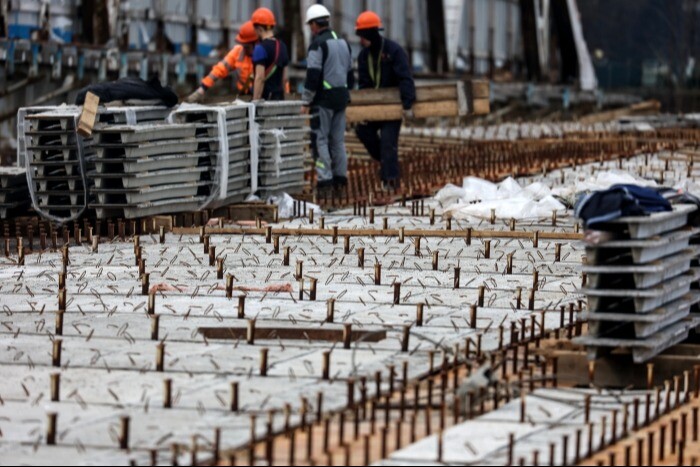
[349,84,462,106]
[77,92,99,137]
[470,79,490,99]
[220,203,278,222]
[198,326,386,342]
[553,346,700,389]
[147,216,173,234]
[346,100,460,123]
[171,225,584,241]
[471,98,491,115]
[578,99,661,124]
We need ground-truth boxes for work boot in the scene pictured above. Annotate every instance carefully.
[332,176,348,199]
[316,180,333,199]
[333,176,348,188]
[382,178,400,192]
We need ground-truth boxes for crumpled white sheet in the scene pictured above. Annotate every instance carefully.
[674,178,700,196]
[437,170,667,222]
[437,176,565,221]
[266,193,323,219]
[550,169,658,202]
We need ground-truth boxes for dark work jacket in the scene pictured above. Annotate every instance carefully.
[302,29,354,111]
[357,37,416,110]
[574,184,672,229]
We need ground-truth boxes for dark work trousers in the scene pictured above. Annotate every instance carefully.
[355,120,402,182]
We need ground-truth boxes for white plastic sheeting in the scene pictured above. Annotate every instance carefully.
[437,176,566,222]
[549,170,658,204]
[437,170,667,222]
[266,193,323,219]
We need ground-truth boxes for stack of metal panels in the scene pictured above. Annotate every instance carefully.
[575,205,700,363]
[169,104,252,207]
[89,123,206,219]
[256,101,310,196]
[24,108,93,220]
[96,106,170,125]
[0,168,29,219]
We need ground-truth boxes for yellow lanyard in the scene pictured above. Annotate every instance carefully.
[368,39,384,89]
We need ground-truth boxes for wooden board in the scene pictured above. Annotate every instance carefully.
[549,344,700,389]
[578,100,662,124]
[471,98,491,116]
[346,100,460,123]
[345,81,489,122]
[349,83,465,106]
[77,92,99,137]
[171,225,584,241]
[470,79,490,99]
[220,203,278,222]
[198,326,386,342]
[144,216,174,234]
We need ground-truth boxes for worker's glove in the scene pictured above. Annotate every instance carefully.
[184,88,205,104]
[403,108,415,121]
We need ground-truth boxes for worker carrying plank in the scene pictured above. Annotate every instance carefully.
[251,7,290,101]
[184,21,258,103]
[301,4,354,196]
[355,11,416,189]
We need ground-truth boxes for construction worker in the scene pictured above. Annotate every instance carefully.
[354,11,416,189]
[184,21,257,103]
[251,7,289,101]
[301,4,354,194]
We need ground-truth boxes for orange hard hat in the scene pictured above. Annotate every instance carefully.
[251,7,276,27]
[236,21,257,43]
[355,11,382,31]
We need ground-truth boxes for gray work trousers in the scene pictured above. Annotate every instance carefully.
[312,106,347,183]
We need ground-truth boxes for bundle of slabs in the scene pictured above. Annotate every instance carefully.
[24,108,94,220]
[0,167,29,218]
[169,104,252,207]
[96,106,170,125]
[89,123,206,219]
[575,204,700,362]
[256,101,310,196]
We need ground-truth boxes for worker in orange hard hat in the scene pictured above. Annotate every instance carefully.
[251,7,290,101]
[354,10,416,190]
[184,21,258,103]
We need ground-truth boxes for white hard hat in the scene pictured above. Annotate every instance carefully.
[306,4,331,24]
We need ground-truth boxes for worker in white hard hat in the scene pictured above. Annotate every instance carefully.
[301,4,354,196]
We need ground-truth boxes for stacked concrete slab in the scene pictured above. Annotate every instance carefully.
[24,108,94,220]
[22,106,174,221]
[576,205,700,362]
[0,167,29,218]
[20,102,311,221]
[169,104,252,207]
[96,106,170,125]
[89,123,205,219]
[256,101,309,196]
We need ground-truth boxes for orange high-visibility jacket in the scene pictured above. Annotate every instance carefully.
[201,45,254,95]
